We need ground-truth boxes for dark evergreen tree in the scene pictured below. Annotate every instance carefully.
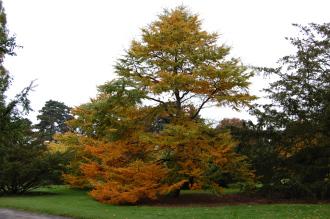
[0,1,65,194]
[251,23,330,198]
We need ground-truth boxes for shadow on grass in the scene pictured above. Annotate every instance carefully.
[141,191,330,207]
[0,191,59,197]
[0,185,71,197]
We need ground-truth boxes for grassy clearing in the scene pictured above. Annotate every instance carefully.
[0,186,329,219]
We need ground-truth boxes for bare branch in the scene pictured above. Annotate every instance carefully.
[191,88,219,119]
[145,96,165,104]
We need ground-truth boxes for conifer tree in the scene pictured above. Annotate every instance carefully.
[252,23,330,198]
[0,1,64,194]
[35,100,73,142]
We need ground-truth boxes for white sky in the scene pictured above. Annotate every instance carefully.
[2,0,330,124]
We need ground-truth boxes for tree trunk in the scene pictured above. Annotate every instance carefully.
[172,188,181,198]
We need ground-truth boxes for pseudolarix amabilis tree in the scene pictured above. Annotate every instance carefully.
[58,7,256,204]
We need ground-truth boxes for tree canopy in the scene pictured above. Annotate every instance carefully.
[115,7,255,119]
[56,7,256,204]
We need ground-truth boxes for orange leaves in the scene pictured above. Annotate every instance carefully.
[60,116,255,204]
[161,179,188,194]
[58,93,255,205]
[84,152,171,204]
[62,174,89,189]
[63,137,176,204]
[80,162,101,179]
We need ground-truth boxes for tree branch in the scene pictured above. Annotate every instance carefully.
[145,96,165,104]
[191,89,219,119]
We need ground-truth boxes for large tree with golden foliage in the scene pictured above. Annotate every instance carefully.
[55,7,255,205]
[116,7,254,119]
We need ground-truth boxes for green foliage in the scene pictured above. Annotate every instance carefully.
[0,1,66,194]
[251,23,330,199]
[0,128,65,193]
[0,1,16,61]
[145,119,255,193]
[258,23,330,129]
[67,78,145,141]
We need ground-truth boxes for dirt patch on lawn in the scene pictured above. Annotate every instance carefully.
[143,193,330,207]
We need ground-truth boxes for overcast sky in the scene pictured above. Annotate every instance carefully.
[3,0,330,124]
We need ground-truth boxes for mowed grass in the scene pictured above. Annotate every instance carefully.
[0,186,329,219]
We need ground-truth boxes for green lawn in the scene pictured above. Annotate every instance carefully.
[0,186,329,219]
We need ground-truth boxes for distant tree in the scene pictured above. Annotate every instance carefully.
[217,118,245,130]
[57,7,256,205]
[35,100,73,142]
